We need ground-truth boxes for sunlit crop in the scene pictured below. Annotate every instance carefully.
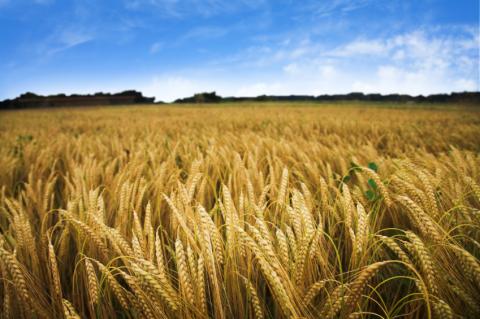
[0,103,479,318]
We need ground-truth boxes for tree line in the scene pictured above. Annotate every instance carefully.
[1,90,479,109]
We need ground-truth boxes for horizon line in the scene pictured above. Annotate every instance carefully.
[2,89,480,104]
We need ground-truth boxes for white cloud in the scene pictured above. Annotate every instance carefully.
[283,63,300,75]
[225,26,479,96]
[141,76,218,102]
[351,64,478,95]
[330,39,390,57]
[141,26,478,101]
[320,65,336,77]
[236,82,285,97]
[114,26,480,102]
[454,79,477,91]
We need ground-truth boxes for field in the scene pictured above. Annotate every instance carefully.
[0,102,479,319]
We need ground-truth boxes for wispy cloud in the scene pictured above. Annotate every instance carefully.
[34,0,55,4]
[325,28,479,73]
[160,20,261,52]
[178,26,229,43]
[143,25,479,100]
[41,28,94,56]
[0,0,55,6]
[328,39,389,57]
[150,42,164,54]
[300,0,375,17]
[124,0,266,17]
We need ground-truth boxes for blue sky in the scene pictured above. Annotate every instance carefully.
[0,0,478,102]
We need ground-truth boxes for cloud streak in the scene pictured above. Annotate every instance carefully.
[43,29,94,56]
[125,0,266,17]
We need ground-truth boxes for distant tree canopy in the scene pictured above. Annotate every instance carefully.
[0,91,155,109]
[174,92,222,103]
[1,90,479,109]
[174,91,480,105]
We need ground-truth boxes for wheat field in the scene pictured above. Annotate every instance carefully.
[0,103,479,319]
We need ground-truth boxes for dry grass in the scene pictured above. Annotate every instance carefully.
[0,102,479,318]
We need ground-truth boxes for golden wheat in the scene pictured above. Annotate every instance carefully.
[0,103,479,318]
